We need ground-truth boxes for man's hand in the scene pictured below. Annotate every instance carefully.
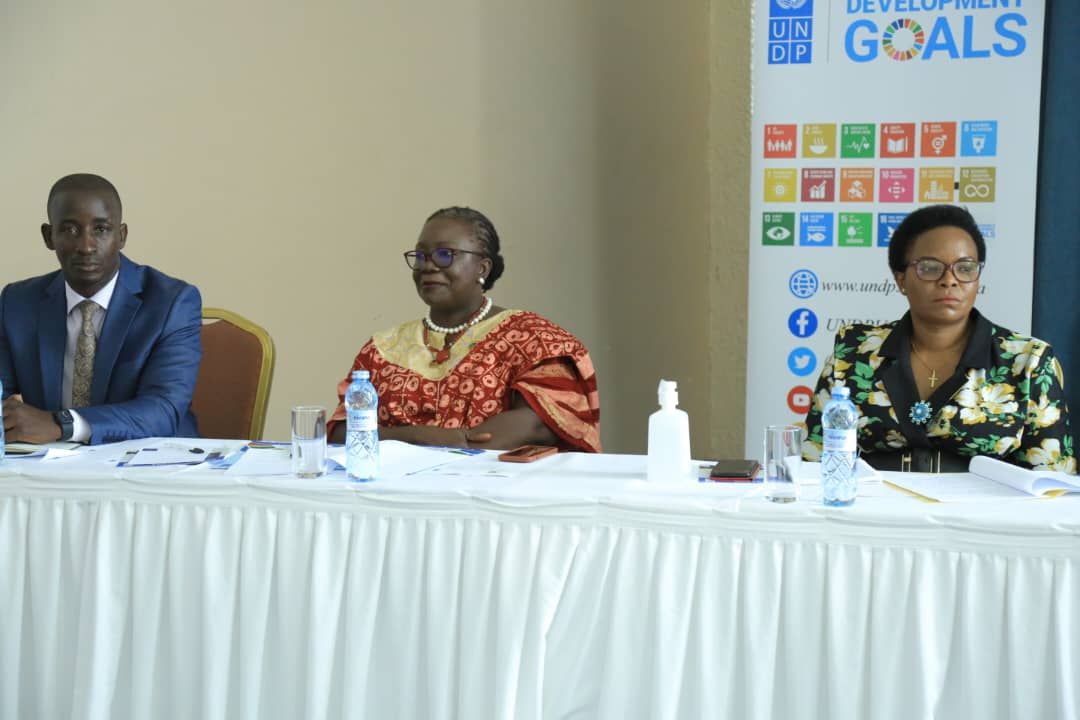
[2,396,62,443]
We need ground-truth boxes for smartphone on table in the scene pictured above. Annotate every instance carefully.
[707,459,760,482]
[497,445,558,463]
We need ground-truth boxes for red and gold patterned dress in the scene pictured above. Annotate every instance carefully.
[328,310,601,452]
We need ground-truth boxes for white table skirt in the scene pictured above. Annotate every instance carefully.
[1,449,1078,720]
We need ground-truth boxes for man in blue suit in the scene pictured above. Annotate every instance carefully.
[0,174,202,444]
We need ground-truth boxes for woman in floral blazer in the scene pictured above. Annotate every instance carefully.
[802,205,1075,474]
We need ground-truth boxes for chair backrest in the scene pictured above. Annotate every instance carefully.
[191,307,275,440]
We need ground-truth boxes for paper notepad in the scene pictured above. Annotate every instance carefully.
[5,441,83,456]
[789,458,882,485]
[884,455,1080,502]
[125,446,212,467]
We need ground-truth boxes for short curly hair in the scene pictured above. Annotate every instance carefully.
[888,204,986,273]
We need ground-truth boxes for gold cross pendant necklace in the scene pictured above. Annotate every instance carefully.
[910,344,943,388]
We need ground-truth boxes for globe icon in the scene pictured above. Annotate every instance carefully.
[789,269,819,299]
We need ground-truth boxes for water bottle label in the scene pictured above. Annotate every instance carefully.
[823,428,856,452]
[348,409,378,431]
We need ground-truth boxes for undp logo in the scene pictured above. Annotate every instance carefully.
[789,269,818,299]
[770,0,811,14]
[769,0,813,65]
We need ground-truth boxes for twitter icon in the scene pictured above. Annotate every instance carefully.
[787,347,817,377]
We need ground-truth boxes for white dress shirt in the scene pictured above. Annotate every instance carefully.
[62,273,118,442]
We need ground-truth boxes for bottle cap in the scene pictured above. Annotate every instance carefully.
[831,384,850,399]
[352,370,371,381]
[658,379,679,408]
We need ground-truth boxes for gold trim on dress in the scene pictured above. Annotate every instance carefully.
[373,310,519,381]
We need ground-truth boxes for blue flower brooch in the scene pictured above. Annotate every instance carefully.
[909,401,932,425]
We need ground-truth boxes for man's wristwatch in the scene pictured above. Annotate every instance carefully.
[53,410,74,441]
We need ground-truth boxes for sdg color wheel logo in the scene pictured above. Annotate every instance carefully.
[789,269,819,299]
[882,19,925,61]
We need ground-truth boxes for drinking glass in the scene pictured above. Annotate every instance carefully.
[764,425,803,503]
[291,406,327,478]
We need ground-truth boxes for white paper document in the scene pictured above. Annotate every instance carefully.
[225,440,478,480]
[792,458,881,485]
[409,454,523,479]
[224,444,293,476]
[885,456,1080,502]
[3,445,82,461]
[968,455,1080,496]
[126,446,212,467]
[329,440,473,479]
[882,472,1036,502]
[357,446,532,493]
[4,441,83,458]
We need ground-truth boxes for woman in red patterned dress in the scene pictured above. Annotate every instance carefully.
[327,207,601,452]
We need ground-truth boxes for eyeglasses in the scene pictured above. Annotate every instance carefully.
[403,248,486,270]
[907,257,983,283]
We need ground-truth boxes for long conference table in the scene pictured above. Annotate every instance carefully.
[1,438,1077,720]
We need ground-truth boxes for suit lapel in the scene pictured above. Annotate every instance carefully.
[931,309,993,410]
[879,313,930,448]
[91,257,142,405]
[38,273,67,410]
[930,370,971,411]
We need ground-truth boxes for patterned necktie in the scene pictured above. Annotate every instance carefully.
[71,300,101,408]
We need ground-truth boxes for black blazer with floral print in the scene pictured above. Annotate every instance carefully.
[801,310,1076,473]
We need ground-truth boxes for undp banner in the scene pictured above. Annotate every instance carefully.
[744,0,1046,456]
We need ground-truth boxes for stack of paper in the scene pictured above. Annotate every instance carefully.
[886,456,1080,502]
[3,442,83,461]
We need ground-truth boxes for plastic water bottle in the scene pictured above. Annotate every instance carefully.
[646,379,693,483]
[345,370,379,481]
[821,384,858,506]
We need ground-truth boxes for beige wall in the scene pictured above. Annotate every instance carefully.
[0,0,749,456]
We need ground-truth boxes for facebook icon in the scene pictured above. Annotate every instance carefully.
[787,308,818,338]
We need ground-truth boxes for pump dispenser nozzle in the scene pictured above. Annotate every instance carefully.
[658,379,679,409]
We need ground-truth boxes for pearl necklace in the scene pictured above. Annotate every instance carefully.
[424,296,493,335]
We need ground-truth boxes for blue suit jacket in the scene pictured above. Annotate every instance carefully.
[0,254,202,444]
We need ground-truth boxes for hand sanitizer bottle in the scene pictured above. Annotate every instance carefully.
[647,379,693,482]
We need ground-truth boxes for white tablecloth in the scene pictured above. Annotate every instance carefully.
[1,442,1078,719]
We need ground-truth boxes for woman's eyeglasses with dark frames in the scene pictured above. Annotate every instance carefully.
[907,257,983,283]
[404,248,486,270]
